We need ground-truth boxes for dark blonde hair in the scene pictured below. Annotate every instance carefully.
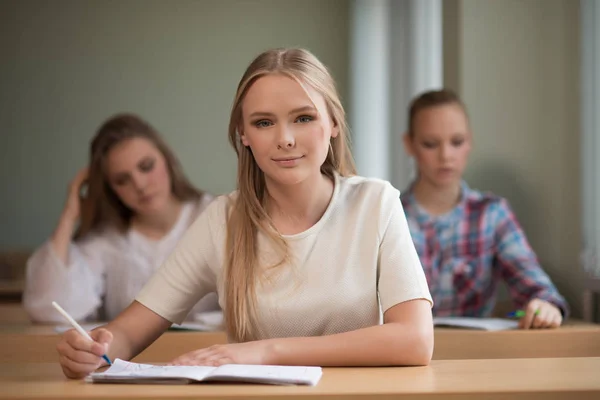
[75,114,202,239]
[408,89,468,137]
[225,48,356,342]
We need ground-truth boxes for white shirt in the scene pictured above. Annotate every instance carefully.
[23,195,219,323]
[136,174,432,340]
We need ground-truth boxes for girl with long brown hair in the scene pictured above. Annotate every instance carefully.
[23,114,218,323]
[55,48,433,379]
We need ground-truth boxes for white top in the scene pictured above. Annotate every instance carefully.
[136,174,433,341]
[23,195,219,323]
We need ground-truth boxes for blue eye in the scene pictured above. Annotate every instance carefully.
[255,120,273,128]
[295,115,314,123]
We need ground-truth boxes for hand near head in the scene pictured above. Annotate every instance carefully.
[63,167,89,221]
[57,328,113,379]
[519,298,563,329]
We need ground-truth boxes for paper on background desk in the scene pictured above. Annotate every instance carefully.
[433,317,519,331]
[55,311,224,333]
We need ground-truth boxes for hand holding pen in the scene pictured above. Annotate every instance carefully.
[507,298,563,329]
[53,302,114,379]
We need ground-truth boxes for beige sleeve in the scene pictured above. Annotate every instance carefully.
[135,198,224,324]
[377,185,433,312]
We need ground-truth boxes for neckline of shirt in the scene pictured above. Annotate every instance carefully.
[280,172,341,241]
[127,201,194,248]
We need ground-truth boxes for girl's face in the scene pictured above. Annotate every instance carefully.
[404,104,472,188]
[105,137,173,216]
[239,74,338,188]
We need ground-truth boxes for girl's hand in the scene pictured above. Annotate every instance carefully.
[57,328,113,379]
[519,298,562,329]
[63,167,89,221]
[170,340,274,367]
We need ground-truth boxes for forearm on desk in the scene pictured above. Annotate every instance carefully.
[267,322,433,367]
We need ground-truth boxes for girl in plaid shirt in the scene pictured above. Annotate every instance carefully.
[400,89,568,329]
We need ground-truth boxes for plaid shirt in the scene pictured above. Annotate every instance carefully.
[400,181,569,318]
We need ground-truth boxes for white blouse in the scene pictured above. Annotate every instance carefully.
[136,174,433,341]
[23,195,219,323]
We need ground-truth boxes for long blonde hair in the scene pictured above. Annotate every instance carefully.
[75,114,202,239]
[225,48,356,342]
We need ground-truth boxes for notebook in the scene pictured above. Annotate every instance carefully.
[85,359,323,386]
[433,317,519,331]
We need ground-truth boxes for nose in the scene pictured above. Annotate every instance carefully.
[439,143,452,162]
[131,172,148,193]
[276,124,295,150]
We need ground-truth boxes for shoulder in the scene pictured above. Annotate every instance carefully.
[188,192,218,220]
[337,174,400,205]
[335,175,401,230]
[190,191,238,226]
[462,184,516,225]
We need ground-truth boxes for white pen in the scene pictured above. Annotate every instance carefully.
[51,301,112,366]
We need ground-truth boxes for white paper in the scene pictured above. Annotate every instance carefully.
[433,317,519,331]
[87,359,323,386]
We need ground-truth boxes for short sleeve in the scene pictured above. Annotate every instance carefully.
[377,185,433,312]
[135,197,226,324]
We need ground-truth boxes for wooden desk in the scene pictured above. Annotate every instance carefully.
[433,325,600,359]
[0,303,28,324]
[0,332,228,363]
[1,357,599,399]
[1,324,599,363]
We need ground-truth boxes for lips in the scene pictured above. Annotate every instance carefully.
[272,155,304,167]
[272,156,303,162]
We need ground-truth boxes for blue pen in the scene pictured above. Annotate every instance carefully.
[52,301,112,366]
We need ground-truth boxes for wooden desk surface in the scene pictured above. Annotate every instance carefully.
[1,357,599,400]
[1,324,599,363]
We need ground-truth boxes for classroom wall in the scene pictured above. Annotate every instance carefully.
[0,0,349,249]
[444,0,585,316]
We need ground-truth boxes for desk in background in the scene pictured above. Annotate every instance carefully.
[1,322,599,363]
[1,357,599,400]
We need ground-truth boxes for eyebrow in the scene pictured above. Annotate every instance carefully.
[248,106,317,119]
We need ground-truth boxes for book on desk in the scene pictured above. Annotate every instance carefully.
[86,359,323,386]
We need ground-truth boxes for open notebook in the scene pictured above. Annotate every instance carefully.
[86,359,323,386]
[433,317,519,331]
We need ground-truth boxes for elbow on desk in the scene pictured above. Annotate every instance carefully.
[390,324,434,367]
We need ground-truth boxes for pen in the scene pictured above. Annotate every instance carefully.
[51,301,112,366]
[506,309,540,318]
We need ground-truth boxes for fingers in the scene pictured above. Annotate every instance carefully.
[170,345,224,366]
[57,340,104,365]
[57,333,105,379]
[520,300,563,329]
[519,301,540,330]
[550,312,563,328]
[60,357,101,379]
[531,307,549,329]
[60,328,111,358]
[68,167,90,196]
